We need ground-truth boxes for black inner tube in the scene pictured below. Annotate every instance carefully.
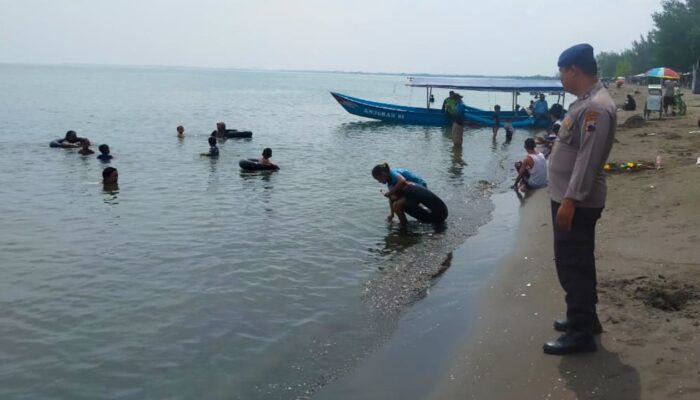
[401,184,448,224]
[239,158,279,171]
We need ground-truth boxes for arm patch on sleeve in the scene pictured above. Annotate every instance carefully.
[584,111,599,132]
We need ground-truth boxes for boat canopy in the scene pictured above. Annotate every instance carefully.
[407,76,565,93]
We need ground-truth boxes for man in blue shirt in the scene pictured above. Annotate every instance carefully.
[533,94,549,127]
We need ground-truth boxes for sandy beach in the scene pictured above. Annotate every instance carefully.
[431,86,700,399]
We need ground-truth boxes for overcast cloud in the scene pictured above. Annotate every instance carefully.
[0,0,662,76]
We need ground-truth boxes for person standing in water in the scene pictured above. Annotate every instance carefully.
[102,167,119,191]
[544,43,616,355]
[452,94,466,147]
[176,125,185,138]
[97,144,113,162]
[201,136,219,157]
[371,163,427,225]
[492,105,501,139]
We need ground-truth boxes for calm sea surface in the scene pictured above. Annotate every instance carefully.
[0,65,541,399]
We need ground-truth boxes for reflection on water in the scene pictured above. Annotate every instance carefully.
[380,229,422,256]
[448,145,467,179]
[102,184,119,200]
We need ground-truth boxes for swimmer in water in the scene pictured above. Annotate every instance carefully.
[201,136,219,157]
[78,139,94,155]
[54,130,86,148]
[176,125,185,138]
[372,163,427,225]
[258,148,277,167]
[102,166,118,189]
[97,144,113,162]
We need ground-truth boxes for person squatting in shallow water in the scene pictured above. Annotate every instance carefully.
[543,43,616,355]
[371,163,427,226]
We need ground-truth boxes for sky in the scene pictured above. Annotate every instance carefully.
[0,0,664,76]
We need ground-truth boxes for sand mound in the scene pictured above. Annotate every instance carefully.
[621,114,646,128]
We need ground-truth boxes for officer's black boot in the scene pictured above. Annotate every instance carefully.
[543,331,596,355]
[553,316,603,334]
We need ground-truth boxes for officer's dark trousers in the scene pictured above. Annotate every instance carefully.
[551,201,603,333]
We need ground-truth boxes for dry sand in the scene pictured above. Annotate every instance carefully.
[430,86,700,400]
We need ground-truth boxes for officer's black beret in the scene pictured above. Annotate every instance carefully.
[557,43,595,68]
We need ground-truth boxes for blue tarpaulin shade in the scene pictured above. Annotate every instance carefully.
[407,76,564,93]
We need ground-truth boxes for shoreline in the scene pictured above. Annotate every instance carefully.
[431,86,700,399]
[314,191,525,399]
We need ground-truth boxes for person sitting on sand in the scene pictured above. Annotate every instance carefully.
[512,138,547,191]
[201,136,219,157]
[78,139,94,155]
[102,166,118,188]
[176,125,185,138]
[258,148,277,167]
[54,130,87,148]
[622,94,636,111]
[372,163,427,225]
[97,144,113,162]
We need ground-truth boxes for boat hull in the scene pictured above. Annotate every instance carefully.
[330,92,545,128]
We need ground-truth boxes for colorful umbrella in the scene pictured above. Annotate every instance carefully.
[645,67,680,80]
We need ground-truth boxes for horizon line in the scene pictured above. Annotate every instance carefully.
[0,61,559,80]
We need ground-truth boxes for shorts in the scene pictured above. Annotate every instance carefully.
[663,96,674,107]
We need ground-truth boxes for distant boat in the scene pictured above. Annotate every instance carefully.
[331,77,566,128]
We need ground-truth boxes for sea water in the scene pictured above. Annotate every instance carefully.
[0,64,540,399]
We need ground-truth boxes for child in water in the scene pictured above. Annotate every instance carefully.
[258,148,277,167]
[504,120,514,143]
[371,163,427,225]
[102,167,118,189]
[78,139,94,155]
[176,125,185,138]
[201,136,219,157]
[97,144,113,162]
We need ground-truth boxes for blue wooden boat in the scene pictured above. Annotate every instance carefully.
[331,77,566,128]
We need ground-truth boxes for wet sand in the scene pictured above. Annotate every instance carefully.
[431,86,700,399]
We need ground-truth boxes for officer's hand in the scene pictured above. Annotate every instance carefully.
[556,199,576,231]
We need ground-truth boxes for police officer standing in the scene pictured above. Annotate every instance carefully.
[544,44,616,355]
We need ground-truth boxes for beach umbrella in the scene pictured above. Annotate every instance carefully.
[645,67,680,80]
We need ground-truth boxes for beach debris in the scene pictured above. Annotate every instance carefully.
[603,161,655,173]
[696,157,700,165]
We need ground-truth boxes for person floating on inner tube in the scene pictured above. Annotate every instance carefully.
[258,148,277,168]
[201,136,219,157]
[371,163,427,225]
[51,130,87,148]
